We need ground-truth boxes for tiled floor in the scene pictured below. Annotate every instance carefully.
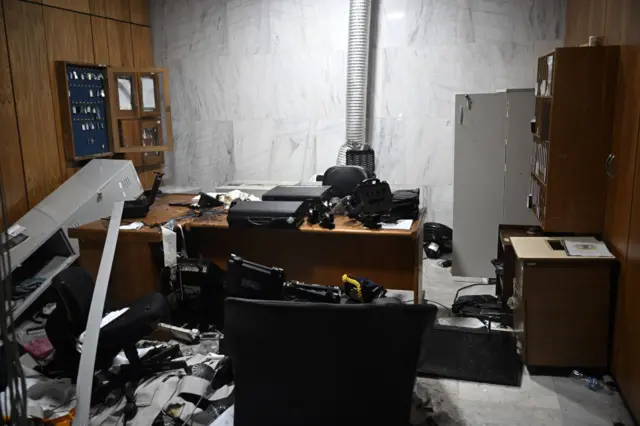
[405,259,636,426]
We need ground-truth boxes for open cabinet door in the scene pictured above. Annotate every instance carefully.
[452,92,507,278]
[107,67,172,153]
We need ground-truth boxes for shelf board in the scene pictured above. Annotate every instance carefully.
[536,95,552,100]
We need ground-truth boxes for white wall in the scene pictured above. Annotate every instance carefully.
[151,0,565,227]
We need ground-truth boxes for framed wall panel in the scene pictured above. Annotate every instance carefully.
[91,16,109,65]
[129,0,149,26]
[131,25,153,67]
[43,6,94,178]
[0,0,28,225]
[90,0,128,22]
[43,0,90,14]
[106,19,134,67]
[4,0,61,206]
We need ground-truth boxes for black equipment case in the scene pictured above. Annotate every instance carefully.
[227,200,307,230]
[261,185,332,203]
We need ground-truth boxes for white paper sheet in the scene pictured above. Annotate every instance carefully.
[379,219,413,231]
[564,239,613,257]
[119,221,144,230]
[78,308,129,344]
[161,226,178,267]
[210,405,234,425]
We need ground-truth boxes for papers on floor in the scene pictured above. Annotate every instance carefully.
[564,238,613,257]
[380,219,413,231]
[119,221,144,230]
[192,190,260,209]
[211,405,234,425]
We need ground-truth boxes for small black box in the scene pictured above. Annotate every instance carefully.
[227,200,307,229]
[225,254,285,300]
[261,185,332,203]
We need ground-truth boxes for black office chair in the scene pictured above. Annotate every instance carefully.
[44,267,170,374]
[224,298,437,426]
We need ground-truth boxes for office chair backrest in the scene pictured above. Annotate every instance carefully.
[322,165,368,198]
[44,267,169,374]
[224,298,437,426]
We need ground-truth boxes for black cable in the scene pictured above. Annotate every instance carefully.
[453,282,494,304]
[424,299,451,315]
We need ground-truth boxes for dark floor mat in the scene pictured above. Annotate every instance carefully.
[416,323,523,387]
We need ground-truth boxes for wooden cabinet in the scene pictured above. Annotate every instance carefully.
[615,126,640,420]
[530,47,618,233]
[0,1,28,225]
[606,46,640,422]
[56,63,112,161]
[604,47,640,260]
[511,236,614,368]
[108,67,172,154]
[119,119,141,149]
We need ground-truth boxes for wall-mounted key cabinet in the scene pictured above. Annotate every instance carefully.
[56,62,112,161]
[108,67,172,153]
[530,46,619,233]
[56,63,172,161]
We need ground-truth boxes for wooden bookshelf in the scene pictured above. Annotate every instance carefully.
[530,46,619,233]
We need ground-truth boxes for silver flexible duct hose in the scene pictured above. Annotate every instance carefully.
[337,0,372,165]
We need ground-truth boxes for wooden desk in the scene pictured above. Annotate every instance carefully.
[69,194,426,305]
[511,236,615,368]
[495,225,542,304]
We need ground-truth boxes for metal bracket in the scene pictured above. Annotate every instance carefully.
[74,201,124,426]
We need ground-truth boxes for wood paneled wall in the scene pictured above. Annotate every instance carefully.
[565,0,640,46]
[0,0,154,228]
[565,0,640,422]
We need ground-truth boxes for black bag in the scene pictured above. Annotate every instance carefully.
[227,201,307,230]
[424,222,453,255]
[383,189,420,221]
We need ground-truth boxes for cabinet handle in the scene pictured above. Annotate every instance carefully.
[605,154,616,178]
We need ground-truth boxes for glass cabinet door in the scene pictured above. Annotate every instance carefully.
[139,73,160,116]
[113,72,138,118]
[108,67,172,153]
